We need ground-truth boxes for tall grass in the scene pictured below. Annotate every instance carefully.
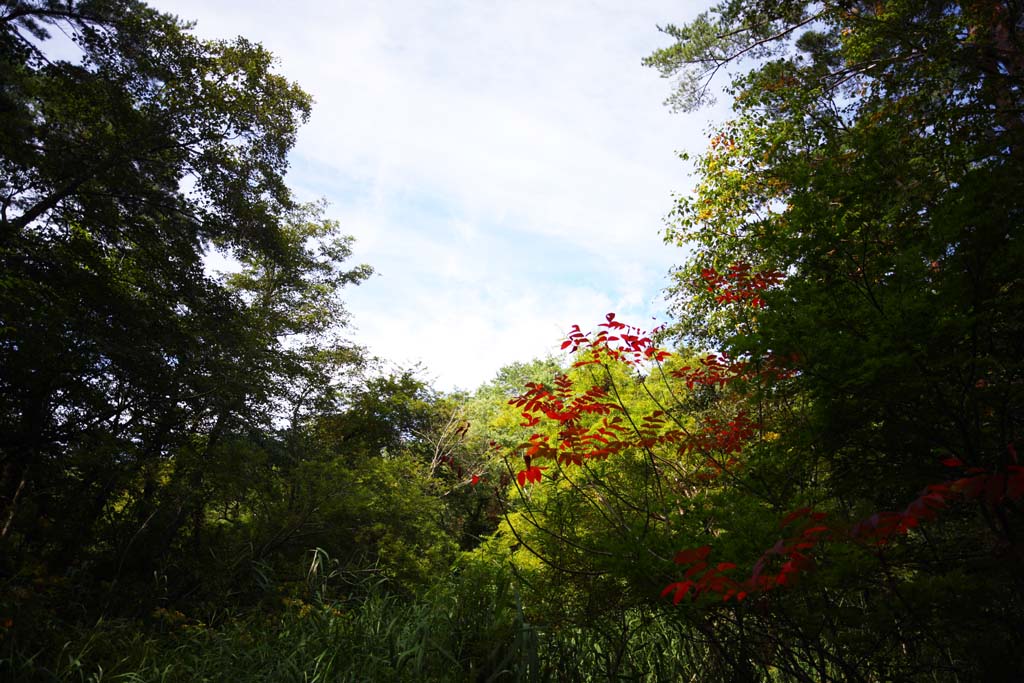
[2,564,708,682]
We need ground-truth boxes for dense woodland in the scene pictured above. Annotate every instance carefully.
[1,0,1022,681]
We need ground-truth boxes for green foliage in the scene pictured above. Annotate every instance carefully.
[0,0,467,652]
[0,553,775,683]
[637,0,1024,679]
[5,0,1023,680]
[0,0,373,583]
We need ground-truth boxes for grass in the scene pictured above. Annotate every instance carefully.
[2,574,720,683]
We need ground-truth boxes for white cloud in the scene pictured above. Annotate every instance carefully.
[149,0,729,390]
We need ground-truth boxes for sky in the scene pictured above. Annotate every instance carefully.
[148,0,727,392]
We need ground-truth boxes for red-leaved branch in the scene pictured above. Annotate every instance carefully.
[504,262,1022,607]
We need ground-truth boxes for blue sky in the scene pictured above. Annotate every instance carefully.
[150,0,726,391]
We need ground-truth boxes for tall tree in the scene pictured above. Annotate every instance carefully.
[639,0,1024,678]
[0,0,369,579]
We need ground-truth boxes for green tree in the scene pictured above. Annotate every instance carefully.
[0,0,370,592]
[639,0,1024,679]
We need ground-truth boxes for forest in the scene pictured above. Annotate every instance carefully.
[1,0,1022,681]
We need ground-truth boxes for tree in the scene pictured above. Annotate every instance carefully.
[0,0,370,588]
[640,1,1024,679]
[472,2,1022,680]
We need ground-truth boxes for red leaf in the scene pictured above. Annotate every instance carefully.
[674,545,712,565]
[516,465,546,486]
[519,413,540,427]
[953,475,986,498]
[661,581,694,604]
[684,562,708,579]
[779,507,811,528]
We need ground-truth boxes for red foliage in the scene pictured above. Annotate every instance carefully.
[561,313,670,366]
[669,352,797,389]
[664,448,1024,604]
[511,325,659,487]
[505,296,1023,608]
[516,465,546,487]
[698,263,784,309]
